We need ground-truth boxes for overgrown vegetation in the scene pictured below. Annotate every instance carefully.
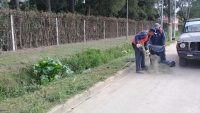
[0,37,132,101]
[0,54,133,113]
[0,43,133,103]
[33,57,74,85]
[65,46,132,73]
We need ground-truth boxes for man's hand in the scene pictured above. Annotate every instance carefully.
[136,44,142,48]
[145,50,150,55]
[163,45,165,47]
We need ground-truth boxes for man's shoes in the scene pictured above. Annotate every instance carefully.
[142,66,148,70]
[136,71,144,74]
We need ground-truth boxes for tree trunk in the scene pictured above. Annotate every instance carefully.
[69,0,74,13]
[13,0,20,10]
[45,0,51,12]
[86,5,91,16]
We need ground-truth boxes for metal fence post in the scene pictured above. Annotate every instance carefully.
[104,21,105,39]
[10,15,15,51]
[56,18,59,45]
[84,20,86,42]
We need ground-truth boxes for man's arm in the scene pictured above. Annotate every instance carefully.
[134,35,139,44]
[144,42,148,50]
[149,35,153,45]
[161,30,166,46]
[135,33,146,44]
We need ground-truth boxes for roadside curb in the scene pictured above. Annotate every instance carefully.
[47,63,134,113]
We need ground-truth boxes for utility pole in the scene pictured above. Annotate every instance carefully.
[168,0,172,41]
[126,0,128,39]
[161,0,164,28]
[174,0,176,38]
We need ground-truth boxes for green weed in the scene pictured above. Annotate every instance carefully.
[64,45,132,74]
[33,57,74,85]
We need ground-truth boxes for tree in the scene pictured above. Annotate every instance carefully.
[176,0,195,22]
[50,0,68,13]
[118,0,139,20]
[45,0,51,12]
[77,0,126,17]
[138,0,159,20]
[189,0,200,18]
[69,0,74,13]
[118,0,159,21]
[4,0,159,21]
[9,0,20,10]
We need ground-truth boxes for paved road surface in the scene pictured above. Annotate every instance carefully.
[69,43,200,113]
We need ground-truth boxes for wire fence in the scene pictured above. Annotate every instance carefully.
[0,10,153,51]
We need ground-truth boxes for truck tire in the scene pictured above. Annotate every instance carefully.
[179,57,187,67]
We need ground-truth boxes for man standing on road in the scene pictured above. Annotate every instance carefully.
[132,28,156,74]
[150,23,166,62]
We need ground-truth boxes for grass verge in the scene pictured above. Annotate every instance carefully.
[0,36,133,101]
[0,54,133,113]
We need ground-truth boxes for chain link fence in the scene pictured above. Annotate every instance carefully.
[0,10,153,51]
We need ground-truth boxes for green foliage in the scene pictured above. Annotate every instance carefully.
[118,0,159,21]
[176,0,196,22]
[65,49,112,73]
[33,57,74,85]
[0,72,41,102]
[0,53,133,113]
[80,0,126,16]
[0,44,132,103]
[189,0,200,19]
[32,45,132,85]
[64,45,132,73]
[10,0,158,21]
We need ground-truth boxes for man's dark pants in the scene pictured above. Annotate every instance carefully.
[150,46,166,62]
[132,43,146,72]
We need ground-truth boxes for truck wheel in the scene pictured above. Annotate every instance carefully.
[179,57,187,67]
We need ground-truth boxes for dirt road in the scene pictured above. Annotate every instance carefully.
[68,43,200,113]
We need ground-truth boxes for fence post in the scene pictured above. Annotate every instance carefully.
[104,21,105,39]
[117,21,118,38]
[84,20,86,42]
[56,18,59,45]
[10,15,15,51]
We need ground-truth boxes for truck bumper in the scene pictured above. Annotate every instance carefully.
[178,51,200,60]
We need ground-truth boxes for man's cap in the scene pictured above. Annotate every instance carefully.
[153,23,160,29]
[149,28,156,33]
